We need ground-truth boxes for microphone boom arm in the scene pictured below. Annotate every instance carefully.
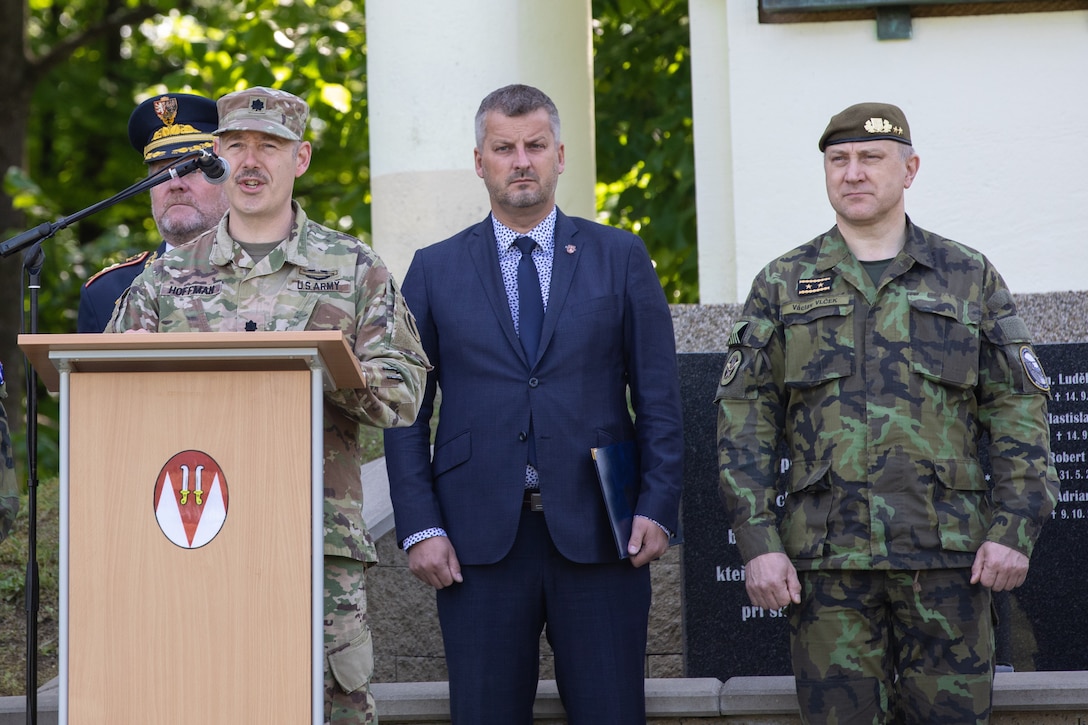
[0,153,212,259]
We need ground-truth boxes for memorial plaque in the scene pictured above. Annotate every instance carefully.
[1012,342,1088,671]
[681,343,1088,679]
[679,353,790,679]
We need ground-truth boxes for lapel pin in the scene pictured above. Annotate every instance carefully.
[566,244,576,254]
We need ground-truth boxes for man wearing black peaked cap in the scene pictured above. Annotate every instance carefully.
[76,92,229,332]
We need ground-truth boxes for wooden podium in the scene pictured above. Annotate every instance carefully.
[20,332,366,725]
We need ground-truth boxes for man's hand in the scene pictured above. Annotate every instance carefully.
[627,515,669,568]
[971,541,1029,592]
[407,536,463,589]
[744,552,801,610]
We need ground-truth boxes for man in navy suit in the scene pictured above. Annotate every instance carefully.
[77,92,228,332]
[383,84,684,724]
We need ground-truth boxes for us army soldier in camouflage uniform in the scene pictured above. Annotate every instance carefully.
[108,87,429,724]
[0,363,18,542]
[716,102,1059,725]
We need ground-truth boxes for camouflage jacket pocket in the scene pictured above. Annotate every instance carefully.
[909,293,980,389]
[781,459,833,559]
[781,301,854,388]
[933,458,990,553]
[327,628,374,694]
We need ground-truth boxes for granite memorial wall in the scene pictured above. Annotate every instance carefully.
[680,343,1088,679]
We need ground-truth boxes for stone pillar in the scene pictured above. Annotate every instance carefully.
[366,0,596,281]
[688,0,736,304]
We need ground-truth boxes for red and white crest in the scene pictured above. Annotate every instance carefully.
[153,450,229,549]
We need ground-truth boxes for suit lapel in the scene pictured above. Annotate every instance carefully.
[539,210,581,359]
[466,217,528,365]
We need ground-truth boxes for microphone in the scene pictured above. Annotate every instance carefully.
[170,150,231,185]
[193,150,231,185]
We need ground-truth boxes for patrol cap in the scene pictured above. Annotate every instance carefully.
[128,93,218,163]
[214,87,309,141]
[819,102,911,152]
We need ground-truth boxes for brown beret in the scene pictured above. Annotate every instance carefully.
[819,102,911,152]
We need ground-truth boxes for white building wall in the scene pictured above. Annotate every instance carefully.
[366,0,595,282]
[693,2,1088,303]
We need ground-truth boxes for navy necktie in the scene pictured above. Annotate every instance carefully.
[515,237,543,362]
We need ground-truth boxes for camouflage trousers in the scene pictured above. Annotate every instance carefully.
[324,556,377,724]
[790,568,994,725]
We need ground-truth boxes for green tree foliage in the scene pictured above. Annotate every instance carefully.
[3,0,696,476]
[592,0,697,303]
[4,0,371,474]
[15,0,370,337]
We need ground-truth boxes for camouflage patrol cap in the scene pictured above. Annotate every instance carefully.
[128,93,218,163]
[819,102,911,152]
[214,87,308,141]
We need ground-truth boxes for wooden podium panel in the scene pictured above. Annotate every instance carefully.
[67,370,312,724]
[18,333,359,724]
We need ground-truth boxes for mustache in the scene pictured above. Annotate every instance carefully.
[236,170,270,184]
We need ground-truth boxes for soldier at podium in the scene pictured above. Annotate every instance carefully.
[106,86,429,724]
[77,92,228,333]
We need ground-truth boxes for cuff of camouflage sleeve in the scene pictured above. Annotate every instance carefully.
[986,514,1042,560]
[734,522,786,565]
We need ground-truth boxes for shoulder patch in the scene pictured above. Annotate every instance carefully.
[84,251,152,288]
[727,321,749,347]
[1019,345,1050,392]
[720,349,744,386]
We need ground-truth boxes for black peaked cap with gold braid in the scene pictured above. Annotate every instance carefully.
[127,93,218,163]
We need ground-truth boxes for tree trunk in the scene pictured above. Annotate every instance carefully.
[0,0,37,456]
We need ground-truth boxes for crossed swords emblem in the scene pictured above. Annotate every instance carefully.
[178,464,205,506]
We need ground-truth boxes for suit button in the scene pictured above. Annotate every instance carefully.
[518,432,527,441]
[528,377,539,388]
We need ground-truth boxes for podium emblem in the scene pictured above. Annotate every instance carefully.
[153,450,230,548]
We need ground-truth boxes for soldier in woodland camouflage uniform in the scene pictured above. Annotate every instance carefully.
[107,87,429,724]
[716,102,1059,725]
[0,363,18,542]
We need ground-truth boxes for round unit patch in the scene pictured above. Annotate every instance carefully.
[720,349,744,387]
[153,450,229,549]
[1019,345,1050,392]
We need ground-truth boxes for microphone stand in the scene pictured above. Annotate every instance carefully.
[20,244,43,725]
[0,153,216,724]
[0,151,218,258]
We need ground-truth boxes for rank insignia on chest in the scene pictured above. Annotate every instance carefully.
[797,276,833,296]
